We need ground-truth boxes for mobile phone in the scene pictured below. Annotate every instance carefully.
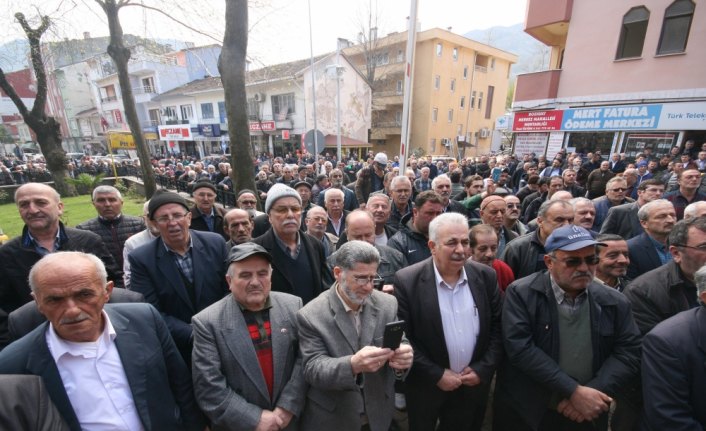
[383,320,405,350]
[373,278,385,290]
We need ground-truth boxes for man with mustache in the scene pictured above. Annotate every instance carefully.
[224,208,254,248]
[468,224,515,294]
[594,234,631,292]
[479,195,518,257]
[394,213,503,431]
[494,225,641,431]
[432,174,469,217]
[252,184,332,304]
[0,183,117,350]
[192,243,306,431]
[297,241,413,431]
[0,251,205,430]
[625,199,677,280]
[503,194,528,236]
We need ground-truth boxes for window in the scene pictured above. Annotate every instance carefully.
[375,52,389,66]
[271,93,295,119]
[452,48,458,61]
[457,124,463,135]
[450,78,456,92]
[471,91,476,109]
[657,0,694,54]
[448,109,454,123]
[141,77,155,93]
[485,86,495,119]
[246,99,259,120]
[201,103,214,119]
[218,101,226,123]
[436,43,443,57]
[164,106,177,119]
[396,80,403,94]
[397,49,404,62]
[430,138,437,152]
[463,66,468,79]
[432,108,438,123]
[490,58,496,70]
[616,6,650,59]
[180,104,193,120]
[434,75,441,90]
[460,96,466,110]
[478,92,484,111]
[395,111,402,126]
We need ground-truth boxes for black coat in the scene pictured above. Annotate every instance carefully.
[626,232,663,280]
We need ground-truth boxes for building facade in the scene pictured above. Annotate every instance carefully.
[344,28,517,158]
[512,0,705,159]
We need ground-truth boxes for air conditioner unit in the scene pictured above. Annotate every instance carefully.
[253,92,266,102]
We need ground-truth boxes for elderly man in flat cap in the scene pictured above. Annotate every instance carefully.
[129,190,228,362]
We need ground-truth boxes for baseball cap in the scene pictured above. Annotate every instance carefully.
[374,153,388,165]
[544,225,604,253]
[226,242,272,264]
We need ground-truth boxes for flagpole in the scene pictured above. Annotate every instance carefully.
[398,0,419,176]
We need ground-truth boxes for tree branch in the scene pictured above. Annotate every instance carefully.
[14,12,51,118]
[0,67,30,119]
[122,3,221,43]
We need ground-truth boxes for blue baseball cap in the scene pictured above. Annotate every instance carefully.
[544,225,604,253]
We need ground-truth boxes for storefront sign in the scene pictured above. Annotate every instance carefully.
[657,102,706,129]
[199,124,221,137]
[546,132,565,160]
[249,121,276,132]
[561,104,662,131]
[513,133,548,156]
[158,126,192,141]
[108,132,136,150]
[513,110,563,132]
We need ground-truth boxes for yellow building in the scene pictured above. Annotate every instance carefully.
[344,28,517,157]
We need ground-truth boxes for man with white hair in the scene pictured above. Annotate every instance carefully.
[684,200,706,220]
[432,174,468,217]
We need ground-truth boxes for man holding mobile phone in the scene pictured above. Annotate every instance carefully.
[296,241,413,431]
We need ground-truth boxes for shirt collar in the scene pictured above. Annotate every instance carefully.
[550,274,588,304]
[47,310,116,361]
[273,229,300,254]
[236,295,272,312]
[432,261,468,290]
[163,234,193,255]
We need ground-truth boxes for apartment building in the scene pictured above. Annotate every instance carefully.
[512,0,705,159]
[344,28,517,157]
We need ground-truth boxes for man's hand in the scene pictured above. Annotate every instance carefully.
[351,346,393,374]
[389,344,413,370]
[382,284,395,294]
[255,410,282,431]
[460,367,481,386]
[557,399,587,423]
[568,386,612,421]
[436,369,463,391]
[273,407,294,429]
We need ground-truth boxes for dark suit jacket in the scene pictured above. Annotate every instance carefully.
[0,375,69,431]
[393,258,503,387]
[8,288,144,342]
[641,306,706,430]
[252,228,333,302]
[0,304,205,431]
[192,292,305,431]
[626,232,663,280]
[129,230,229,353]
[326,210,349,237]
[599,201,642,240]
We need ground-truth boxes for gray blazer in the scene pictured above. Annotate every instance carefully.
[296,286,401,431]
[599,201,643,240]
[192,292,306,431]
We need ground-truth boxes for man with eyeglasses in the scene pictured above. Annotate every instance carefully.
[129,190,229,362]
[495,225,640,431]
[394,212,503,431]
[625,199,677,280]
[600,179,665,240]
[503,194,528,236]
[252,184,332,305]
[592,176,633,230]
[297,241,413,431]
[625,217,706,335]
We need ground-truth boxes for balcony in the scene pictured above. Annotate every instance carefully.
[371,121,401,139]
[101,96,118,103]
[525,0,573,45]
[373,90,403,109]
[514,69,562,103]
[133,85,156,104]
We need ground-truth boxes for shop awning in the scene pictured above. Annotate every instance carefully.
[323,134,371,148]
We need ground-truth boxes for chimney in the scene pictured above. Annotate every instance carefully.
[83,32,91,40]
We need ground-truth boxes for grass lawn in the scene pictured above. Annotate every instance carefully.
[0,195,146,240]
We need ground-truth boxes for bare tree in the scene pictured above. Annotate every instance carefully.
[0,13,75,196]
[95,0,156,198]
[220,0,257,200]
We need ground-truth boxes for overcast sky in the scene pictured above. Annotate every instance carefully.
[1,0,527,68]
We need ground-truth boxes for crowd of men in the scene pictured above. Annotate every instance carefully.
[0,138,705,431]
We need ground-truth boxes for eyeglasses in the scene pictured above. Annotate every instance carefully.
[271,205,302,214]
[155,212,189,225]
[609,188,627,192]
[549,255,600,267]
[352,275,381,286]
[674,243,706,252]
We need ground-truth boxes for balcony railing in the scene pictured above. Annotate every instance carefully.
[514,69,562,103]
[101,96,118,103]
[133,85,155,95]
